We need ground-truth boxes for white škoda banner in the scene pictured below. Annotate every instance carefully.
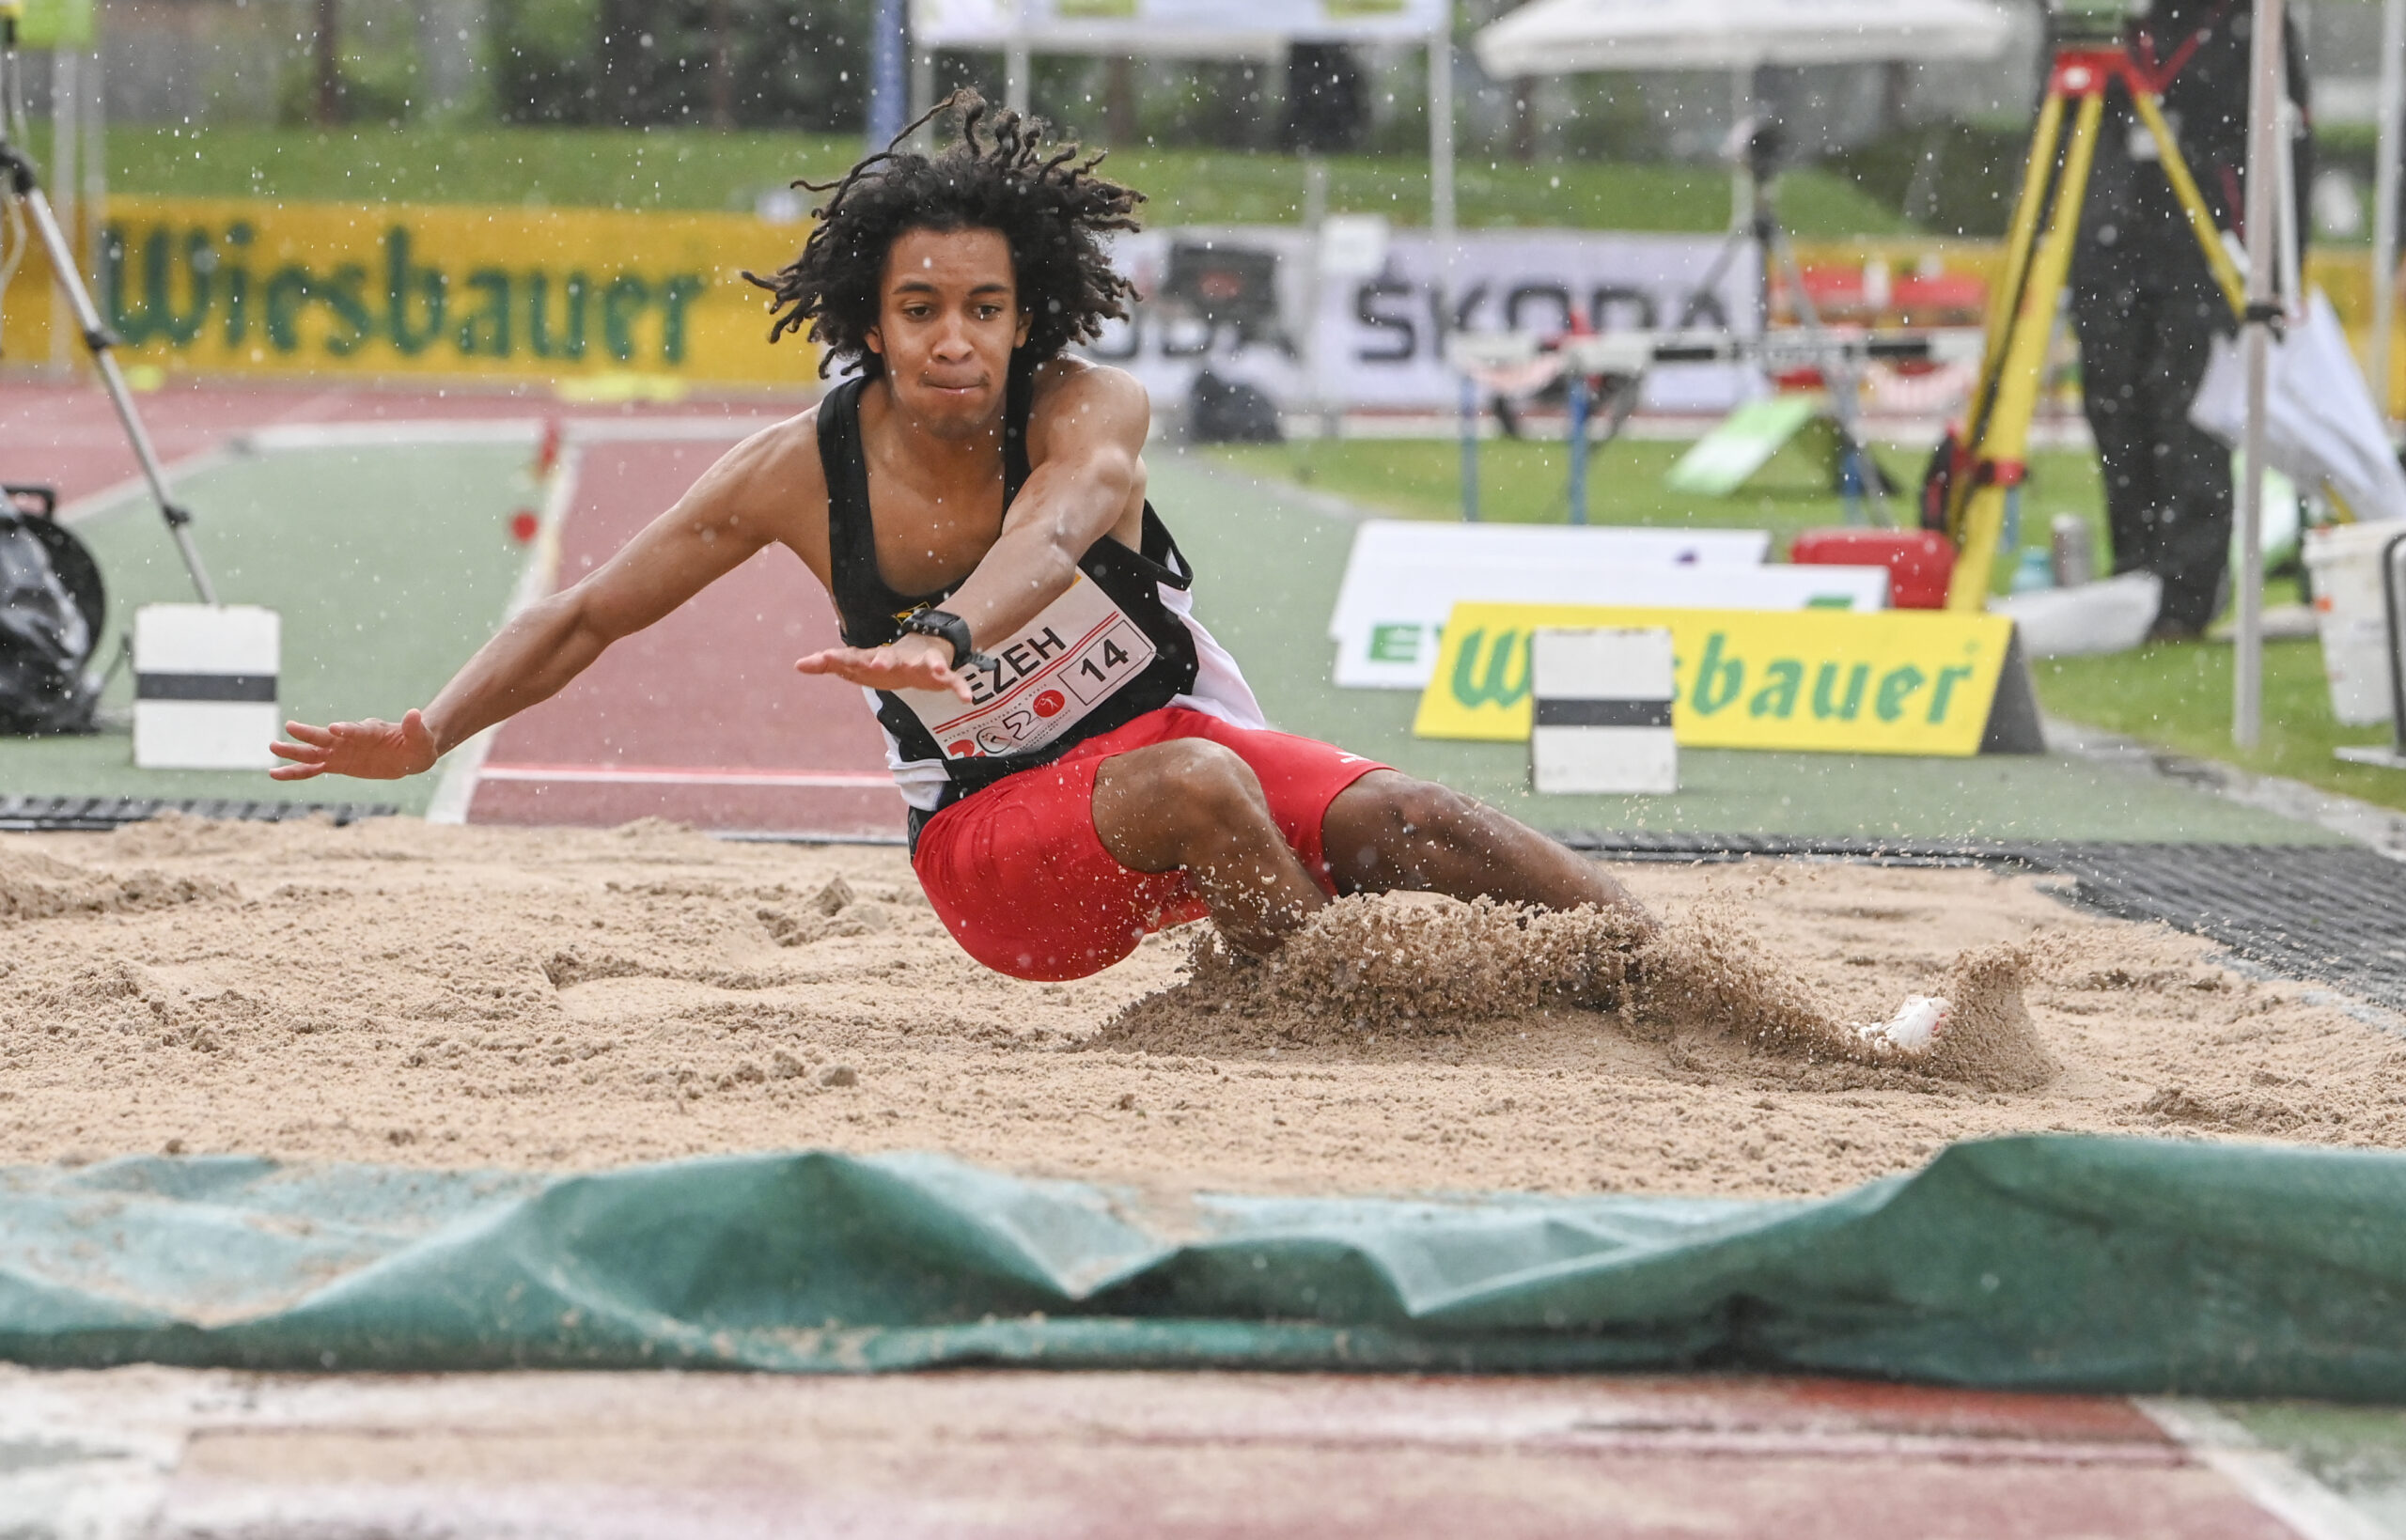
[1081,228,1760,416]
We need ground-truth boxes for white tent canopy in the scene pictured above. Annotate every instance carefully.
[1474,0,2012,76]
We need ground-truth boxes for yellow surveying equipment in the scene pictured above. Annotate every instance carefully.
[1931,41,2249,612]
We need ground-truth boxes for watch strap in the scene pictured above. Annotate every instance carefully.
[900,608,984,671]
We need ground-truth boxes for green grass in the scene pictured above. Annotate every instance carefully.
[0,443,530,813]
[13,123,1909,234]
[1211,436,2406,817]
[2034,640,2403,807]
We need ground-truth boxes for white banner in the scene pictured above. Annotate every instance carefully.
[914,0,1445,49]
[1082,227,1762,416]
[1328,521,1888,689]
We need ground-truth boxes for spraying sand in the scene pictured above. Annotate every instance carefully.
[0,815,2398,1197]
[1100,899,2057,1094]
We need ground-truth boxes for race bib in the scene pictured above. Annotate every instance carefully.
[892,573,1158,759]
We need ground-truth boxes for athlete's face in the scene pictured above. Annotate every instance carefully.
[866,226,1031,439]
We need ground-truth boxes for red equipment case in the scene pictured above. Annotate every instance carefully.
[1789,528,1956,610]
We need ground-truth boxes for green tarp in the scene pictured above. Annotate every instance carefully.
[6,1134,2405,1397]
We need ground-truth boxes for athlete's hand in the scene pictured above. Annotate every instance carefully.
[269,709,442,781]
[795,634,975,702]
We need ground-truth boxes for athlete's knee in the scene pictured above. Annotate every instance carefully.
[1106,739,1274,850]
[1367,774,1483,841]
[1329,773,1490,881]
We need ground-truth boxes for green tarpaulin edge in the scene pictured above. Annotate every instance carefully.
[4,1133,2403,1396]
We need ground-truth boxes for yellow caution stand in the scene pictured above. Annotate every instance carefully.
[1935,42,2250,611]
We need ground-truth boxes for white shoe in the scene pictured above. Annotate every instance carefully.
[1855,994,1949,1056]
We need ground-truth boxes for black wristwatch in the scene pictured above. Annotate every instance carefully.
[898,608,988,671]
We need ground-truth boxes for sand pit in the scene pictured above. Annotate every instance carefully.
[0,814,2399,1198]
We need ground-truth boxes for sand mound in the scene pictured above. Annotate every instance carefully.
[1100,894,2055,1092]
[1629,913,2056,1092]
[1916,944,2057,1092]
[0,848,231,922]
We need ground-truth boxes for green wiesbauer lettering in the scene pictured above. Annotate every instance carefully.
[1927,663,1976,723]
[603,273,651,363]
[321,263,372,356]
[384,227,446,356]
[1811,661,1869,722]
[220,222,254,348]
[1875,664,1926,723]
[1449,628,1530,709]
[529,271,590,361]
[1747,658,1803,718]
[1690,632,1743,715]
[459,269,512,356]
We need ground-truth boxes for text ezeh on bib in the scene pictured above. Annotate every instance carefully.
[1414,604,2033,757]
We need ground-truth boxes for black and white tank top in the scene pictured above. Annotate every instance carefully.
[816,360,1267,835]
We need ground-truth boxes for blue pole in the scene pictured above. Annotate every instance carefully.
[867,0,908,148]
[1566,373,1590,525]
[1460,375,1480,521]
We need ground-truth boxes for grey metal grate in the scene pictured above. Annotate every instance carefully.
[1556,831,2406,1013]
[0,795,397,832]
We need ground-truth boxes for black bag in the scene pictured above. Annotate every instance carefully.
[0,486,105,736]
[1187,369,1285,444]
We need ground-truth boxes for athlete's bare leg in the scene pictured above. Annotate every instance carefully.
[1094,752,1653,955]
[1092,739,1330,954]
[1320,770,1655,937]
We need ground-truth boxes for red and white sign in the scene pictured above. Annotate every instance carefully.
[892,574,1158,759]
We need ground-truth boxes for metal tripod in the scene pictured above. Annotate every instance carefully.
[1682,120,1894,528]
[0,12,217,605]
[1932,40,2247,612]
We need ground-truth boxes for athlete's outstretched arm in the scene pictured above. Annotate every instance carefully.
[270,427,803,781]
[936,363,1148,642]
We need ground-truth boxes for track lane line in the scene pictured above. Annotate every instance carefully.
[423,441,585,826]
[2136,1398,2392,1540]
[477,764,897,789]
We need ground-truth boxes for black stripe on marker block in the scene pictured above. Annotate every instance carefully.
[135,673,278,703]
[1533,698,1674,729]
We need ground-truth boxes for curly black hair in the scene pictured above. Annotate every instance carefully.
[744,92,1144,380]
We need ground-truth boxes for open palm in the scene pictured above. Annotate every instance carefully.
[269,709,441,781]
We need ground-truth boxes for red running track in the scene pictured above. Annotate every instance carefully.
[465,436,907,838]
[3,379,888,834]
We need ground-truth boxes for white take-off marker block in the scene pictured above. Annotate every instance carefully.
[1529,627,1678,795]
[133,604,281,770]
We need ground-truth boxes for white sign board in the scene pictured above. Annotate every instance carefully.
[914,0,1446,47]
[1328,522,1887,688]
[1332,519,1772,642]
[133,604,281,770]
[1475,0,2015,76]
[1530,628,1680,795]
[1085,228,1762,416]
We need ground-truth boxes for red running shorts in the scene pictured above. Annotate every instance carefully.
[912,705,1389,982]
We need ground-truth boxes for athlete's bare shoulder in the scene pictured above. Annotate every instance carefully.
[1024,356,1149,461]
[671,402,838,584]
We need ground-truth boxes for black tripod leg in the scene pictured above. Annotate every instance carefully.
[1678,225,1755,332]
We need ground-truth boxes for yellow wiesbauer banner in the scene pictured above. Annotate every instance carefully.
[1414,603,2018,757]
[0,195,817,386]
